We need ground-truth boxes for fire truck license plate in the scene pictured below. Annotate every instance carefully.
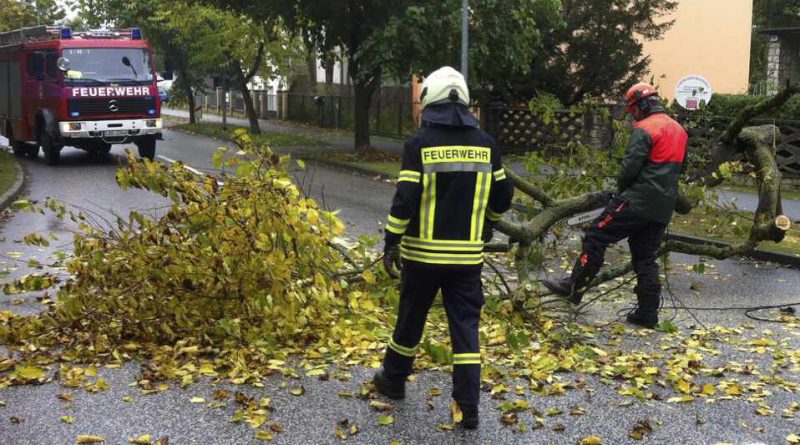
[104,130,129,137]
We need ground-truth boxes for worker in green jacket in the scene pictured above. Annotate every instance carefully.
[542,83,688,328]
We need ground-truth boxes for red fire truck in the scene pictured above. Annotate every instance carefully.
[0,26,163,165]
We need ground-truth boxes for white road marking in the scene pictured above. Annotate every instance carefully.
[156,154,223,186]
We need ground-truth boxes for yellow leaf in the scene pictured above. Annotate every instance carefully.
[85,366,97,377]
[14,365,45,381]
[190,397,205,403]
[129,434,152,444]
[756,407,773,416]
[76,435,105,444]
[786,433,800,444]
[450,401,463,423]
[198,363,217,377]
[643,367,658,375]
[255,430,273,441]
[61,416,75,424]
[369,400,393,412]
[377,414,394,426]
[702,384,716,396]
[579,435,603,445]
[725,385,742,396]
[334,428,346,440]
[290,385,305,396]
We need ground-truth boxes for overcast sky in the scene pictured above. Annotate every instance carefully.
[59,0,78,21]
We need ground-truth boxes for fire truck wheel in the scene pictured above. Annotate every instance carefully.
[25,143,40,158]
[41,132,61,166]
[136,138,156,160]
[10,140,26,157]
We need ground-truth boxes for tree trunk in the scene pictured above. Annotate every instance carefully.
[239,82,261,135]
[353,79,378,151]
[232,43,266,135]
[324,53,335,85]
[181,74,196,124]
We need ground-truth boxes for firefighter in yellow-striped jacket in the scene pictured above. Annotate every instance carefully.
[373,67,514,429]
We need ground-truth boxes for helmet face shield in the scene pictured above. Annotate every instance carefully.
[625,83,657,113]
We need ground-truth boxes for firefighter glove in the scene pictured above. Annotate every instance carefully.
[482,220,495,243]
[383,244,402,279]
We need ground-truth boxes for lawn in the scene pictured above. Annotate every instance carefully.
[0,150,19,196]
[307,150,402,178]
[174,122,327,147]
[671,207,800,257]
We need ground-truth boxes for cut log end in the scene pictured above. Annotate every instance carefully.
[775,215,792,232]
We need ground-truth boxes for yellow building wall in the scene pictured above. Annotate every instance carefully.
[643,0,753,99]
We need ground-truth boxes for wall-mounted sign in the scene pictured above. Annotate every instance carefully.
[675,75,713,111]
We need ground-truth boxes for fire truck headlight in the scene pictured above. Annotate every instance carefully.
[60,122,82,132]
[145,119,161,128]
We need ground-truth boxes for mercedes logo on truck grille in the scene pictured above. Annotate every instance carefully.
[108,100,119,112]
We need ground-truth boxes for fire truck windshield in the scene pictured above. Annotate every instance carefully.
[62,48,153,84]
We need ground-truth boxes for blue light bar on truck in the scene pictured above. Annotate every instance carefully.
[148,109,156,115]
[70,111,79,117]
[61,27,72,39]
[131,28,142,40]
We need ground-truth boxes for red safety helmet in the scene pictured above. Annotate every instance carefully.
[625,83,658,112]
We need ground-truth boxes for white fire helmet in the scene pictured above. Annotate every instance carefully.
[419,66,469,109]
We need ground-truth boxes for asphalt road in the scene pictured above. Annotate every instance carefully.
[1,130,799,445]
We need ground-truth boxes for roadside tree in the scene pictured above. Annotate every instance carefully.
[0,0,65,32]
[510,0,678,105]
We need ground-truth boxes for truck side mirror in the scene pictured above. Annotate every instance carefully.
[56,57,70,72]
[122,56,132,67]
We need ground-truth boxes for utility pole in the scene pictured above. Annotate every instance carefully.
[461,0,469,82]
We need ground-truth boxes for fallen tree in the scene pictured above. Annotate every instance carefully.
[489,87,797,319]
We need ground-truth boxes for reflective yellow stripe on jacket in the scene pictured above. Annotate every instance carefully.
[400,237,484,265]
[386,215,410,235]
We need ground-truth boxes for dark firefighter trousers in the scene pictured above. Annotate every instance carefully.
[382,260,484,406]
[580,197,667,309]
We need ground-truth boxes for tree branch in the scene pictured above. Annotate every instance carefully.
[244,42,266,83]
[505,167,555,207]
[720,85,800,146]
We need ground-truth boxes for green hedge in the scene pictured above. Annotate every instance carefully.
[675,93,800,121]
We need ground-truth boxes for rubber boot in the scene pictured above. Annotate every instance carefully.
[626,309,659,329]
[372,369,405,400]
[626,292,660,329]
[458,403,479,430]
[541,258,596,305]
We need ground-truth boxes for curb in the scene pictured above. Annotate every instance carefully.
[664,232,800,268]
[302,156,396,181]
[169,125,398,180]
[0,153,25,212]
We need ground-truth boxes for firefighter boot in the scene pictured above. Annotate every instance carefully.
[541,258,595,305]
[372,369,405,400]
[458,403,479,430]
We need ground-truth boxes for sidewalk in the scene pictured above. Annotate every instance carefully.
[162,108,404,155]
